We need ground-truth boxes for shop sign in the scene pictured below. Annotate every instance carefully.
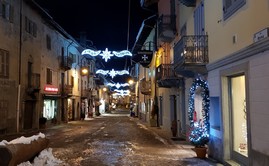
[44,85,58,93]
[132,50,153,68]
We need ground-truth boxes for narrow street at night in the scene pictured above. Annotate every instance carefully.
[42,109,218,166]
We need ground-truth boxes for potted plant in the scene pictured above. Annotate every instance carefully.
[188,125,209,158]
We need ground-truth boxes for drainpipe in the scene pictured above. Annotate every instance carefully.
[17,0,23,133]
[61,41,73,122]
[154,17,159,127]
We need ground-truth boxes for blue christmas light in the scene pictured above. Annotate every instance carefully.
[188,77,210,146]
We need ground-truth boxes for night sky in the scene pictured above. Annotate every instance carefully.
[35,0,153,83]
[35,0,152,51]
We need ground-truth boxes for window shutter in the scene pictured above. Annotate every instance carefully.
[194,0,205,36]
[9,5,14,23]
[0,3,3,17]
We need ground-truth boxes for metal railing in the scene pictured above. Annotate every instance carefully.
[156,64,176,80]
[174,35,208,68]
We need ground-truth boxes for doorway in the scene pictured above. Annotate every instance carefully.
[24,101,34,130]
[229,74,248,164]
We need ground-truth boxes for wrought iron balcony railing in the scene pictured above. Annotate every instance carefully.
[156,64,181,88]
[156,64,176,80]
[81,89,89,98]
[30,73,40,89]
[60,56,73,70]
[179,0,196,7]
[63,84,73,96]
[27,73,40,94]
[174,35,208,68]
[140,0,158,7]
[158,14,177,42]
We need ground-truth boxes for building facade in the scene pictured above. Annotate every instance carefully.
[133,0,269,165]
[0,0,97,134]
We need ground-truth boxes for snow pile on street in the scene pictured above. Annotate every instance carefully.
[0,133,64,166]
[0,132,45,145]
[17,148,63,166]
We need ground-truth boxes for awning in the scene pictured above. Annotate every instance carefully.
[42,94,61,99]
[131,15,157,54]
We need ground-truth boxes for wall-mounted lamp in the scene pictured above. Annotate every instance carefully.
[81,67,89,76]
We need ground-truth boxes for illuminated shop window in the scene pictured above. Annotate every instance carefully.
[43,99,57,120]
[231,75,248,157]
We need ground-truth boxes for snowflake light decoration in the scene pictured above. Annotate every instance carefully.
[82,48,132,62]
[107,83,129,89]
[96,69,129,78]
[100,48,113,62]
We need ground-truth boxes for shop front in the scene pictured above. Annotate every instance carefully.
[42,85,60,124]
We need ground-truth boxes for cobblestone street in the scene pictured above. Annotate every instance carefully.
[40,109,220,166]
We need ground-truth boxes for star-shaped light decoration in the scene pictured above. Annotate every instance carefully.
[109,69,117,78]
[100,48,113,62]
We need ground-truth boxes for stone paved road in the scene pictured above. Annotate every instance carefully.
[42,109,221,166]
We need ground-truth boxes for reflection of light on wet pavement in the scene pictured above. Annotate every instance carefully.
[87,140,134,165]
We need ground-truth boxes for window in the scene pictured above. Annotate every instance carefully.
[46,35,51,50]
[25,16,37,37]
[46,68,52,84]
[71,76,74,87]
[0,2,14,22]
[223,0,246,20]
[69,53,76,64]
[0,49,9,78]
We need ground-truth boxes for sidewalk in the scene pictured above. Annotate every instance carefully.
[131,117,223,166]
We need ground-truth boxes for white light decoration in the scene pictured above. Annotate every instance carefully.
[96,70,109,75]
[81,49,101,56]
[100,48,113,62]
[82,48,132,62]
[112,50,132,57]
[113,89,130,96]
[96,69,129,78]
[107,83,129,89]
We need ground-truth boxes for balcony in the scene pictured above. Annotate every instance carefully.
[174,35,208,77]
[91,89,97,97]
[179,0,196,7]
[63,85,73,96]
[158,15,177,42]
[26,73,40,98]
[139,78,151,95]
[60,56,72,70]
[140,0,158,7]
[81,89,90,98]
[156,64,181,88]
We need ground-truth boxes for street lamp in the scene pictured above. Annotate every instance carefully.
[128,79,134,85]
[81,67,89,76]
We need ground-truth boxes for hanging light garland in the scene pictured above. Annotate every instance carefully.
[112,89,130,96]
[82,48,132,62]
[188,77,210,146]
[107,83,129,89]
[96,69,129,78]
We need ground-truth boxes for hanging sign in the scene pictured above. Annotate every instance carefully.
[133,50,153,68]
